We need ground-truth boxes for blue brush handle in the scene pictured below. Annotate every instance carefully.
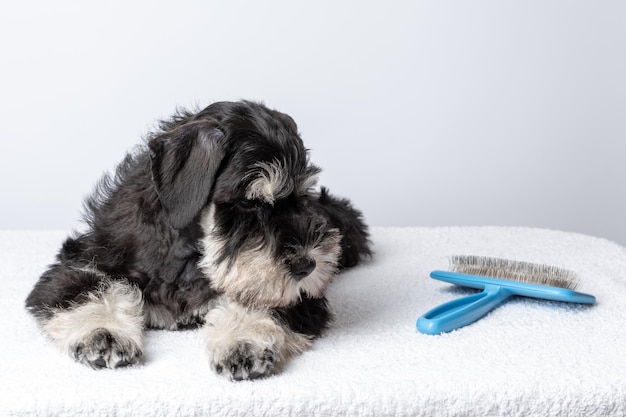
[417,285,513,335]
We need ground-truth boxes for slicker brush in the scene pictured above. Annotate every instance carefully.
[417,255,596,335]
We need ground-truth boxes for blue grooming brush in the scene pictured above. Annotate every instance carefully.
[417,255,596,335]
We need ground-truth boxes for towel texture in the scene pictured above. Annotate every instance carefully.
[1,227,625,416]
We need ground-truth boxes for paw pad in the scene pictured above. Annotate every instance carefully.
[211,342,278,381]
[72,328,143,369]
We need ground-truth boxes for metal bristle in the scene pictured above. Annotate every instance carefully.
[449,255,580,290]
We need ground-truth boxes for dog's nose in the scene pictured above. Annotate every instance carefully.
[290,257,316,280]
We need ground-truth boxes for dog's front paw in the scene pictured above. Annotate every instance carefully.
[203,300,313,381]
[210,341,278,381]
[72,328,143,369]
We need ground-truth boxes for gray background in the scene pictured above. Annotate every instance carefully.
[1,1,624,246]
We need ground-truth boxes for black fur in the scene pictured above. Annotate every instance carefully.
[26,100,371,377]
[273,296,332,337]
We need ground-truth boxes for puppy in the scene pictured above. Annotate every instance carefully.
[26,100,371,380]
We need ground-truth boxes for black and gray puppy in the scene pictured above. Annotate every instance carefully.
[26,100,371,380]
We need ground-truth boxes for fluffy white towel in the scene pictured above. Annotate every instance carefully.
[1,227,625,416]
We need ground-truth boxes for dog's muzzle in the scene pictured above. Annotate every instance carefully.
[289,257,317,281]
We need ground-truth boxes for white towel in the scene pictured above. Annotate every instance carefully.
[1,227,625,416]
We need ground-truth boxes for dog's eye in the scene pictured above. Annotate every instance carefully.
[236,199,258,211]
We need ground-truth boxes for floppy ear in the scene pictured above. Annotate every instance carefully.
[149,119,226,229]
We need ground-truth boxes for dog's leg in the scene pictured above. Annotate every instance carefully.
[203,298,312,380]
[30,275,145,369]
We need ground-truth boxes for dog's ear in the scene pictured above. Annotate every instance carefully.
[149,119,226,229]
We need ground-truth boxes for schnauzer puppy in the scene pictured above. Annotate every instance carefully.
[26,100,371,380]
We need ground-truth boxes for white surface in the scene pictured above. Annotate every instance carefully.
[2,227,626,416]
[1,1,625,245]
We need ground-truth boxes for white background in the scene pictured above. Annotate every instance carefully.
[1,1,624,246]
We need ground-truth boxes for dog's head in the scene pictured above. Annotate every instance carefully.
[149,101,341,308]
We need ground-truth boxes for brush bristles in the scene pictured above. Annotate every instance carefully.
[449,255,580,290]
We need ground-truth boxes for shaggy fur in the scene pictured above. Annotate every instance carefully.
[26,100,371,380]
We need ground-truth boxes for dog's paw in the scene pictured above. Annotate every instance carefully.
[72,328,143,369]
[204,299,314,381]
[210,341,279,381]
